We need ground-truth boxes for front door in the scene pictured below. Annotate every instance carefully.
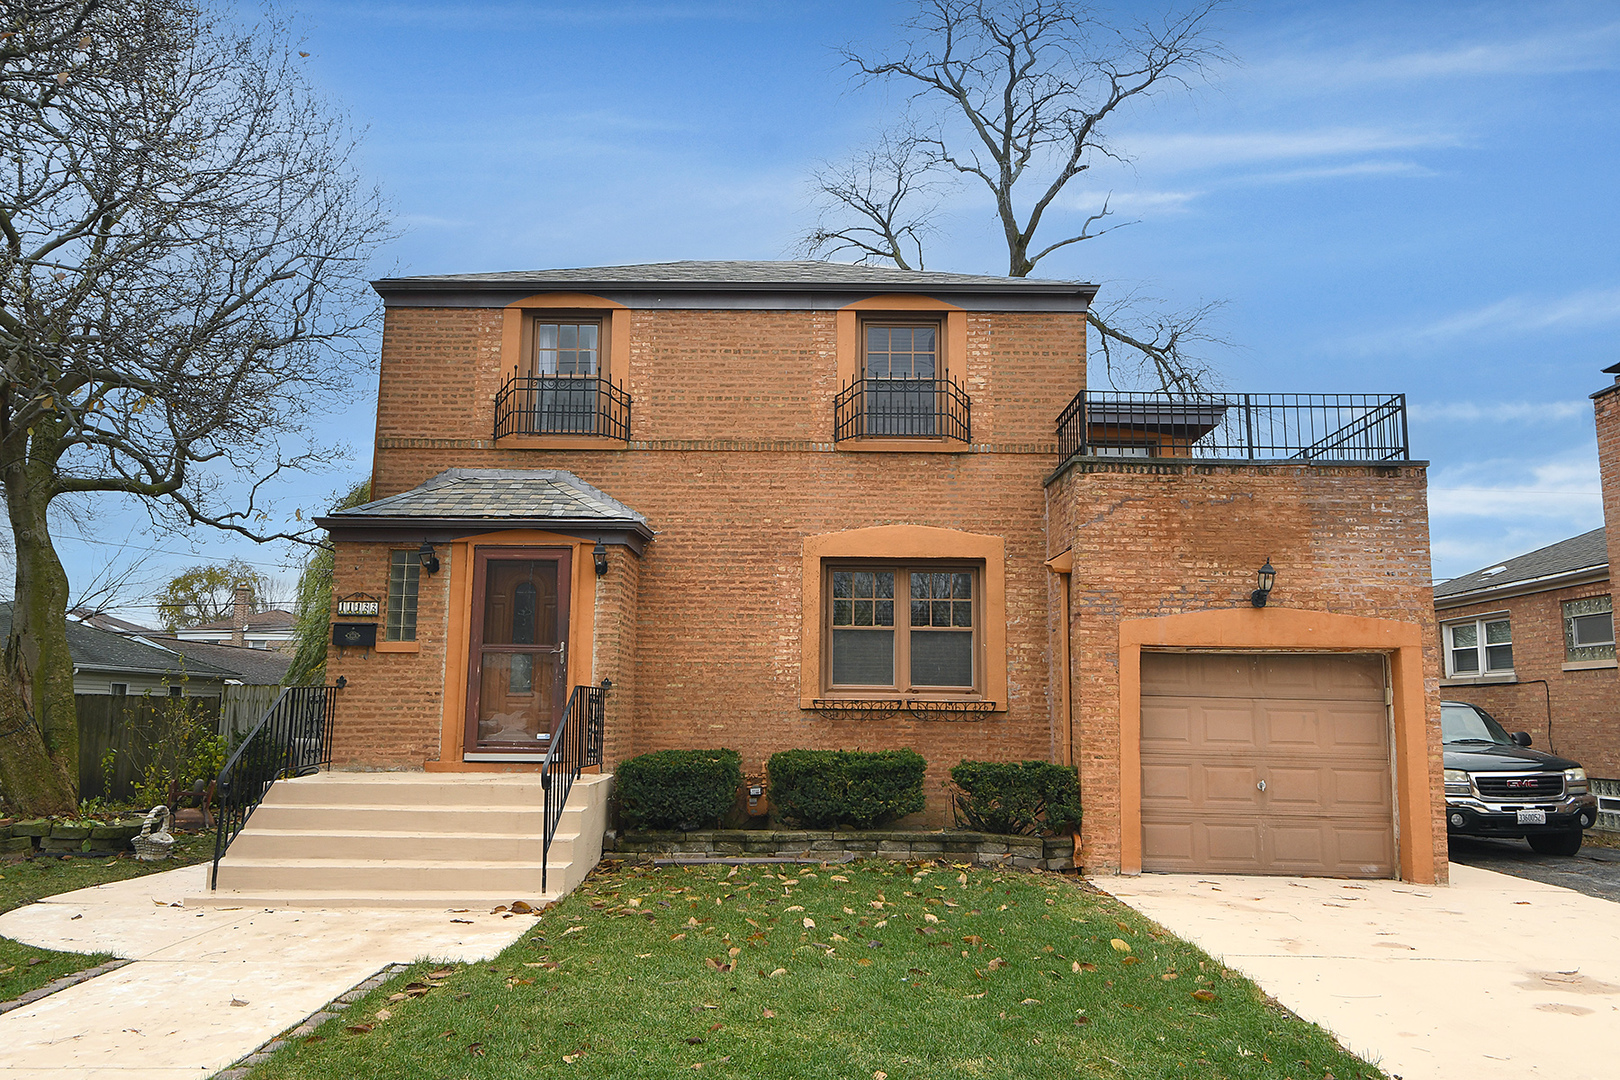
[465,547,572,756]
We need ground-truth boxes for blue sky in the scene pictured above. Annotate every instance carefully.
[49,0,1620,618]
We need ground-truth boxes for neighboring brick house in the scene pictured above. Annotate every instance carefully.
[1435,363,1620,827]
[315,261,1446,883]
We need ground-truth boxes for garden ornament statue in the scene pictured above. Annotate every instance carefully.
[132,804,175,861]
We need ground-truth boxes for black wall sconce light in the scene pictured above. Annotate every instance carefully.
[1250,558,1276,608]
[593,540,609,576]
[417,540,440,574]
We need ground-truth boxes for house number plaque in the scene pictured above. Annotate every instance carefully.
[336,592,380,618]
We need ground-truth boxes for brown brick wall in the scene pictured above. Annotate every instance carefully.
[1048,460,1443,877]
[1437,583,1619,778]
[1595,384,1620,582]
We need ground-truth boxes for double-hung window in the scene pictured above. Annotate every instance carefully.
[827,565,977,694]
[528,320,601,434]
[1564,596,1615,662]
[386,550,421,642]
[863,322,940,436]
[1444,615,1512,678]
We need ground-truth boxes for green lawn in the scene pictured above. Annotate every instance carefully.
[244,859,1384,1080]
[0,829,215,1003]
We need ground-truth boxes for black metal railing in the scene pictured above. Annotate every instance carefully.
[834,376,971,441]
[494,372,632,440]
[210,685,340,889]
[1055,392,1409,464]
[541,680,608,893]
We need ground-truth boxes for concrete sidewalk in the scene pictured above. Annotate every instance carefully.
[0,864,533,1079]
[1099,864,1620,1080]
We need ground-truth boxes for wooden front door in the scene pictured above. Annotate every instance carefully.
[465,547,572,756]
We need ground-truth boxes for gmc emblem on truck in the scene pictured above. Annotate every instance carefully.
[1505,779,1536,788]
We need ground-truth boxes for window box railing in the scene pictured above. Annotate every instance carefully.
[834,376,971,442]
[494,372,632,440]
[1055,391,1410,464]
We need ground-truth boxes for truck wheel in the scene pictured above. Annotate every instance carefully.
[1527,830,1583,856]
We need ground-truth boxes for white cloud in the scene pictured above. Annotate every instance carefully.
[1412,287,1620,343]
[1410,401,1590,424]
[1426,453,1604,581]
[1122,128,1463,173]
[1242,160,1435,184]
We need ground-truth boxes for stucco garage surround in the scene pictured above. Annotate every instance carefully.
[1115,608,1438,884]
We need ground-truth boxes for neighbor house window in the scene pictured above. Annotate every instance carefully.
[1444,616,1512,677]
[827,565,977,694]
[386,549,420,642]
[110,683,127,696]
[1564,595,1615,662]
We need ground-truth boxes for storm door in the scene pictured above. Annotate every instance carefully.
[465,548,572,756]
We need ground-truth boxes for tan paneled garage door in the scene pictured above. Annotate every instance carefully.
[1140,652,1395,878]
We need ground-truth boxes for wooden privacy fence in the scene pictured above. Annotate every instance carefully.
[76,685,280,802]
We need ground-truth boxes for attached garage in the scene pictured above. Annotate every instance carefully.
[1138,651,1396,878]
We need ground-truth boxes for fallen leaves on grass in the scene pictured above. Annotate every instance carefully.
[1110,938,1132,953]
[1191,989,1218,1003]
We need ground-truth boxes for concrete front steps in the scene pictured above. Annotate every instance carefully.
[186,771,612,911]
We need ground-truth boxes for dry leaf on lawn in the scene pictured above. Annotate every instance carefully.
[1110,938,1132,953]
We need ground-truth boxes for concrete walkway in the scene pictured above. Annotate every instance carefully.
[1099,864,1620,1080]
[0,864,533,1079]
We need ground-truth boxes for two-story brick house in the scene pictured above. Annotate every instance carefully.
[283,261,1445,894]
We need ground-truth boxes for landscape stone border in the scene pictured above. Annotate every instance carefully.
[214,961,414,1079]
[0,819,144,855]
[607,828,1076,872]
[0,958,132,1015]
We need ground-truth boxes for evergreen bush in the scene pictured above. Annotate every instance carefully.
[950,760,1081,836]
[767,748,926,829]
[616,748,742,831]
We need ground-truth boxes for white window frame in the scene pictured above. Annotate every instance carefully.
[1443,614,1513,679]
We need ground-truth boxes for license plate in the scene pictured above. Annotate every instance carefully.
[1517,810,1546,825]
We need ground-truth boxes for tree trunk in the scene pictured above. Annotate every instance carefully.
[0,462,79,815]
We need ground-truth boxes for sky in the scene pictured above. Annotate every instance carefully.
[44,0,1620,620]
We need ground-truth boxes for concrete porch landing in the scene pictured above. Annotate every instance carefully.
[188,771,612,910]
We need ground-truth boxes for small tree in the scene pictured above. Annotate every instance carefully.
[283,480,370,687]
[154,559,278,632]
[0,1,390,815]
[803,0,1229,391]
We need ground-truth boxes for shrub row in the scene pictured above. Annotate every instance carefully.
[614,747,1080,836]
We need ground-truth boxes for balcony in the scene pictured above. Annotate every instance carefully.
[494,373,632,441]
[834,376,972,442]
[1056,392,1410,465]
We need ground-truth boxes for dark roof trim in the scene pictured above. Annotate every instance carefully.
[1433,563,1609,608]
[375,286,1095,314]
[316,519,652,555]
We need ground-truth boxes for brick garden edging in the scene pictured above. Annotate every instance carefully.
[0,819,144,855]
[607,829,1076,872]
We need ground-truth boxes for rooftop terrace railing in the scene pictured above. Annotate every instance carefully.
[1055,392,1410,465]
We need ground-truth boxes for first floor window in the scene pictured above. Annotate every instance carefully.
[1444,616,1512,677]
[1564,595,1615,662]
[828,564,977,694]
[386,549,421,642]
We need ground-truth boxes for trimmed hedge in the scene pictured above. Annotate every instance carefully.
[615,749,742,831]
[767,748,926,829]
[950,760,1081,836]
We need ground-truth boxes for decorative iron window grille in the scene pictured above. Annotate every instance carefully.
[1055,392,1410,464]
[494,370,632,440]
[834,376,971,442]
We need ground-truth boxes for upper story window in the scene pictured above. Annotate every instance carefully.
[835,316,969,442]
[1564,595,1614,662]
[494,313,630,440]
[1444,615,1512,678]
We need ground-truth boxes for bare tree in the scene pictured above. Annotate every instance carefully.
[0,1,390,814]
[802,0,1228,391]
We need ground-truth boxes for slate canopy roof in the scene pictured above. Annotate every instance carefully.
[1434,527,1608,602]
[316,469,654,551]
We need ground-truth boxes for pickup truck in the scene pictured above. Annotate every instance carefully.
[1442,700,1598,856]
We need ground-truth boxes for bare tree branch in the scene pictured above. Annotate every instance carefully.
[1088,289,1228,393]
[800,130,942,269]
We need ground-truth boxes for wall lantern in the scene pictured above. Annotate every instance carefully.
[593,540,609,577]
[417,540,440,574]
[1250,558,1276,608]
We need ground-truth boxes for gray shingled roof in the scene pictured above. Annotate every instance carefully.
[150,637,292,684]
[320,469,652,532]
[187,609,296,633]
[375,260,1091,293]
[0,602,235,680]
[1435,527,1608,599]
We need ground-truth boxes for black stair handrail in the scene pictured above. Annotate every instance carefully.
[540,680,608,893]
[210,684,340,889]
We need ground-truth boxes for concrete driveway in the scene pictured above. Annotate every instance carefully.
[0,864,532,1079]
[1449,835,1620,903]
[1099,864,1620,1080]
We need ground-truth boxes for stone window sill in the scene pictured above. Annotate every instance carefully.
[1562,658,1617,671]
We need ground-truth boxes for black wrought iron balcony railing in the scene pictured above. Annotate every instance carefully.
[834,376,972,442]
[1055,392,1410,465]
[494,372,632,440]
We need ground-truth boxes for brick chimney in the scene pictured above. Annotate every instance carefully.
[1592,362,1620,580]
[231,582,251,647]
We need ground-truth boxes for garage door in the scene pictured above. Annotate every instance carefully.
[1139,652,1395,878]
